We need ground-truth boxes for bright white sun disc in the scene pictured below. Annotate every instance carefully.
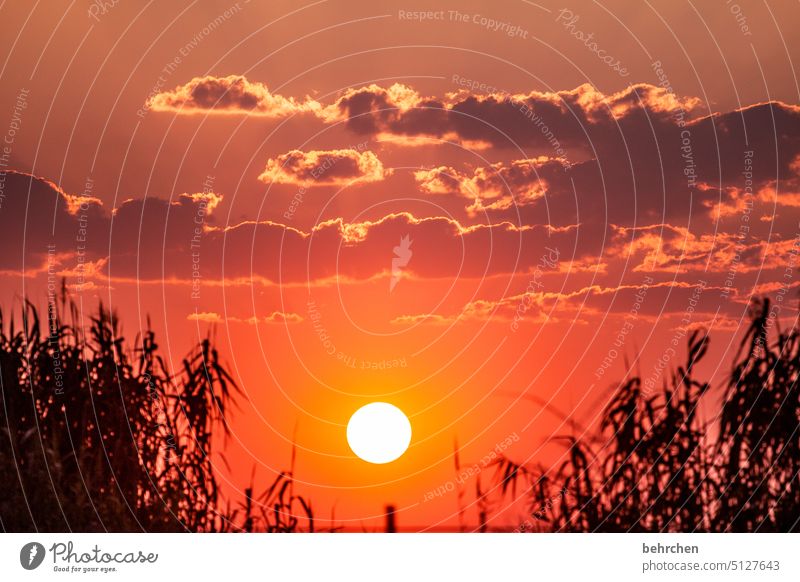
[347,402,411,464]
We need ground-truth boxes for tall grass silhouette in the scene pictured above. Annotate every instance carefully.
[2,290,796,532]
[0,287,313,532]
[495,298,800,532]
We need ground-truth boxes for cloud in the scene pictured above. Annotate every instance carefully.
[107,189,223,268]
[144,78,800,197]
[415,157,561,214]
[187,310,303,324]
[406,99,800,255]
[261,311,303,324]
[182,191,223,212]
[258,149,388,186]
[327,82,704,154]
[0,171,105,271]
[148,78,705,154]
[608,222,799,276]
[144,78,800,233]
[4,165,797,326]
[146,75,319,117]
[187,311,223,323]
[0,172,226,277]
[181,212,575,287]
[392,280,728,326]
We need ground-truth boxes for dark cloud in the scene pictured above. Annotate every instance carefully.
[147,75,319,117]
[0,171,105,271]
[329,82,703,154]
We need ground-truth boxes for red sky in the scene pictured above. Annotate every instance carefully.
[1,0,799,530]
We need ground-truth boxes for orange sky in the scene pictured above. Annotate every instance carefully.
[1,0,799,531]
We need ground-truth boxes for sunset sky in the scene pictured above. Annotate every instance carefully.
[1,0,799,531]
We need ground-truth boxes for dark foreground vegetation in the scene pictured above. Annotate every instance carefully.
[0,287,313,532]
[1,290,797,532]
[496,298,800,532]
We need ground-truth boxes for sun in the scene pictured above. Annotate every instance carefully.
[347,402,412,464]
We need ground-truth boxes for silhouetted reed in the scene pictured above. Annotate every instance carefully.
[0,286,313,532]
[494,298,800,532]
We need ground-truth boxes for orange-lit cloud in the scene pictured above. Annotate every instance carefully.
[147,78,708,153]
[187,311,303,324]
[0,172,105,271]
[187,311,224,323]
[146,75,319,117]
[393,280,727,326]
[258,149,387,186]
[415,157,560,214]
[9,168,799,300]
[326,81,705,153]
[261,311,304,324]
[608,223,794,275]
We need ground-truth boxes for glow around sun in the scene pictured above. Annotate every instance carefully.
[346,402,412,464]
